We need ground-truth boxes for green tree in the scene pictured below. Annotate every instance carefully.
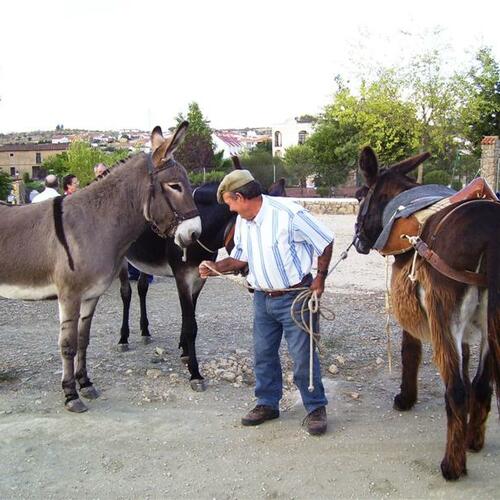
[175,102,215,171]
[43,144,128,186]
[401,50,464,181]
[0,170,11,200]
[283,144,316,193]
[307,85,361,188]
[458,47,500,157]
[238,149,286,189]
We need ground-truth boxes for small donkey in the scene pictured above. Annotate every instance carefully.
[0,122,201,412]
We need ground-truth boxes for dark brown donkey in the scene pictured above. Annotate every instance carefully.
[0,122,201,413]
[354,146,500,480]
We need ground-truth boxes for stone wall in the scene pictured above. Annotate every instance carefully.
[291,197,359,215]
[480,136,500,192]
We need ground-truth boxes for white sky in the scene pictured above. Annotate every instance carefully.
[0,0,499,133]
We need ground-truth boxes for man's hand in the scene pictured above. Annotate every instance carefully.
[310,275,326,298]
[199,260,218,279]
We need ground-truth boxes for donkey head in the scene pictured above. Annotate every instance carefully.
[146,121,201,248]
[354,146,431,254]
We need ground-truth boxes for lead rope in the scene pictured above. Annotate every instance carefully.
[384,257,393,373]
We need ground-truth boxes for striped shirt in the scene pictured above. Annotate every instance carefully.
[230,195,334,291]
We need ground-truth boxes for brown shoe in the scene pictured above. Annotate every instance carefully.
[303,406,327,435]
[241,405,279,426]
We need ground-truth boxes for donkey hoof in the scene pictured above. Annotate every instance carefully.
[180,355,189,365]
[142,336,152,345]
[393,393,415,411]
[440,457,467,481]
[80,385,100,400]
[466,433,485,452]
[190,379,206,392]
[118,344,129,352]
[65,398,88,413]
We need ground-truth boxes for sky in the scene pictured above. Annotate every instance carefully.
[0,0,499,133]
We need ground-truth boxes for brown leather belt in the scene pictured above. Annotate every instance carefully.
[264,274,312,297]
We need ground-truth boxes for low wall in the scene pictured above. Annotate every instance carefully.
[288,197,359,215]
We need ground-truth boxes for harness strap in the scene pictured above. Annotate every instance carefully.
[407,236,487,287]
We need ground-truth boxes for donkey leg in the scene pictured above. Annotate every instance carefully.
[394,330,422,411]
[138,272,151,342]
[118,262,132,350]
[58,296,87,413]
[76,297,100,400]
[175,267,205,391]
[466,349,492,452]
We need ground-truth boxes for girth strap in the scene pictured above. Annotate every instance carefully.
[409,236,487,287]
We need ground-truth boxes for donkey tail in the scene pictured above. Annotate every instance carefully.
[487,240,500,416]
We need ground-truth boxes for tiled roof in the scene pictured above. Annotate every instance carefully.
[481,136,498,145]
[0,143,70,152]
[215,133,242,148]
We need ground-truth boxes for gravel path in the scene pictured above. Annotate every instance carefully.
[0,214,498,499]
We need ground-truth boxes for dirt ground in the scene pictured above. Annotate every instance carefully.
[0,214,498,499]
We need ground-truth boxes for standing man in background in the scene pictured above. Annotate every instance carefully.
[32,174,60,203]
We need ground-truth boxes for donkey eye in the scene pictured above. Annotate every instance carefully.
[164,182,182,193]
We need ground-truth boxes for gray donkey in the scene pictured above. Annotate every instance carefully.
[0,122,201,412]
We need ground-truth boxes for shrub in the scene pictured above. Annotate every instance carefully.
[0,171,12,200]
[423,169,450,186]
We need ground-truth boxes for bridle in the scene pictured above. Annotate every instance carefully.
[353,181,378,249]
[145,153,199,238]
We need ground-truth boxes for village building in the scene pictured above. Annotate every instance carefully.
[0,143,70,179]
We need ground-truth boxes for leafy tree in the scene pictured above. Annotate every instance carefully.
[254,139,272,154]
[403,50,463,181]
[283,144,316,193]
[239,149,286,189]
[458,47,500,157]
[175,102,215,172]
[0,170,11,200]
[42,144,128,186]
[423,169,450,185]
[356,72,419,164]
[307,86,361,188]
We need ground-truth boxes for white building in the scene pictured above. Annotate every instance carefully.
[272,116,315,158]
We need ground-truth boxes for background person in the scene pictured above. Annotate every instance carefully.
[199,169,333,436]
[93,163,108,178]
[32,174,60,203]
[62,174,79,196]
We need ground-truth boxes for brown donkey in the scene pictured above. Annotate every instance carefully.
[0,122,201,412]
[354,146,500,480]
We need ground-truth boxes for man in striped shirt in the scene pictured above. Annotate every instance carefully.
[199,170,333,436]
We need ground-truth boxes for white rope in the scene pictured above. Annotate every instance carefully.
[384,257,393,374]
[201,262,336,393]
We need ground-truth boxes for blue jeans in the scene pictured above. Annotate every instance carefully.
[253,290,328,414]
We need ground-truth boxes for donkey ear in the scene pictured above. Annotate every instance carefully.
[359,146,379,186]
[151,126,164,153]
[165,121,189,157]
[391,152,431,176]
[231,155,242,170]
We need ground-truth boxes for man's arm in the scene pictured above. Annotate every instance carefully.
[199,257,248,279]
[310,242,333,297]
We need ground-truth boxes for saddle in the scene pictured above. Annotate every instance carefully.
[379,178,499,256]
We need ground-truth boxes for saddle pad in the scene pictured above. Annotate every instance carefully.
[377,178,498,256]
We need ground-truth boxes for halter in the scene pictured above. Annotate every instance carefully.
[145,153,199,238]
[353,181,377,248]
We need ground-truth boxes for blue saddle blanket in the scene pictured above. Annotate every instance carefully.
[373,184,455,251]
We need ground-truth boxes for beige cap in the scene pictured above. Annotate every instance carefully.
[217,169,255,203]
